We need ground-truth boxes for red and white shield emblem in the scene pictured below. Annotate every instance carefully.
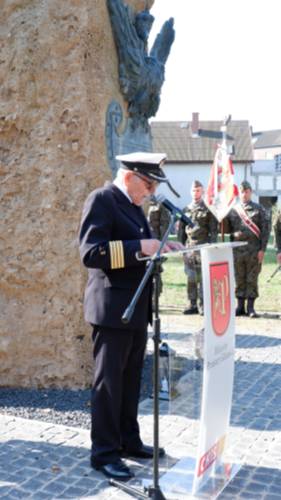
[210,262,230,336]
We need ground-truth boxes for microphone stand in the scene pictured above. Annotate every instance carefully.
[109,213,177,500]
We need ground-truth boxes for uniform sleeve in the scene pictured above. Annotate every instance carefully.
[221,216,231,235]
[259,205,271,251]
[147,205,160,238]
[177,220,186,244]
[79,191,142,270]
[273,212,281,252]
[209,212,218,243]
[177,206,188,244]
[222,212,235,241]
[159,206,171,239]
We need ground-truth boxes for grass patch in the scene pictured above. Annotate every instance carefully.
[160,242,281,313]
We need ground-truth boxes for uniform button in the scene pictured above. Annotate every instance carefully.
[140,227,144,233]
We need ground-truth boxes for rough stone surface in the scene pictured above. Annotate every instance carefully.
[0,0,153,388]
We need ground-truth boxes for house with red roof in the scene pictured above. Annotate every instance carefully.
[151,113,254,208]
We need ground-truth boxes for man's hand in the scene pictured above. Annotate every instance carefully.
[165,241,185,251]
[140,239,185,256]
[234,231,243,240]
[277,252,281,265]
[140,239,162,256]
[257,250,265,264]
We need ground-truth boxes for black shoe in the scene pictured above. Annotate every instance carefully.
[248,310,259,318]
[236,298,246,316]
[183,305,198,315]
[235,308,247,316]
[121,444,165,459]
[247,298,259,318]
[91,458,134,481]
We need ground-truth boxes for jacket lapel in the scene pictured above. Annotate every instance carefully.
[111,185,151,236]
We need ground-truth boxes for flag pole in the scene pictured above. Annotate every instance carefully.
[205,114,237,225]
[221,220,225,242]
[220,123,226,242]
[220,116,230,242]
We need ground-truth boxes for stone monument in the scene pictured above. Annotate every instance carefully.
[0,0,174,388]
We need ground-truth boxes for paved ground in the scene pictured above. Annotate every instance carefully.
[1,313,281,499]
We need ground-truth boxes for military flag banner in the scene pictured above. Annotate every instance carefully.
[205,144,239,222]
[205,139,261,238]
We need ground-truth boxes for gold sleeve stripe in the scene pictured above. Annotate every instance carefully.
[109,241,116,269]
[117,240,125,268]
[109,241,125,269]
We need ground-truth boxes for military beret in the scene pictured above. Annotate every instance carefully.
[240,180,252,191]
[191,180,203,188]
[116,151,167,183]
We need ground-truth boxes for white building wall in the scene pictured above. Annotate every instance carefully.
[251,160,281,203]
[157,162,254,208]
[252,160,275,174]
[257,176,274,190]
[277,177,281,191]
[254,146,281,160]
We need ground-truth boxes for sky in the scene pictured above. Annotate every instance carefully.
[149,0,281,131]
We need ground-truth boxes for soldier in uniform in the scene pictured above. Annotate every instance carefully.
[147,199,170,239]
[147,199,170,298]
[79,152,182,481]
[225,181,270,318]
[273,209,281,264]
[178,180,218,315]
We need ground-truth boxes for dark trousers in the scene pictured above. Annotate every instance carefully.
[91,325,147,466]
[234,251,261,299]
[184,252,203,304]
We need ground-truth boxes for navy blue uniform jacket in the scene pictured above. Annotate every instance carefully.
[79,184,152,330]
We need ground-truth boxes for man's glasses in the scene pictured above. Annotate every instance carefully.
[133,172,159,190]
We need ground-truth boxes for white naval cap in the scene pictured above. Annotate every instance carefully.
[116,151,167,182]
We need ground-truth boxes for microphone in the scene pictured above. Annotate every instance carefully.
[154,194,195,228]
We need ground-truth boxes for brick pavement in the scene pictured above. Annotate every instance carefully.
[1,314,281,499]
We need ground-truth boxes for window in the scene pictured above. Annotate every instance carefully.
[275,154,281,173]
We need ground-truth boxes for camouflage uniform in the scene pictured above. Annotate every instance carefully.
[178,200,218,312]
[226,201,270,300]
[147,201,170,239]
[273,209,281,253]
[147,201,170,297]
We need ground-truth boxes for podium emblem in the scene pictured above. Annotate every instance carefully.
[210,262,230,336]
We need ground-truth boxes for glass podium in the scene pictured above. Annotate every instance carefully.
[143,243,243,499]
[157,334,241,499]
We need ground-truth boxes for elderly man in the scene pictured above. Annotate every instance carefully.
[79,152,181,481]
[178,180,218,315]
[225,181,270,318]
